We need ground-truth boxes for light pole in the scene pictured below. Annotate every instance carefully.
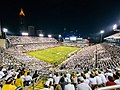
[58,35,61,41]
[100,30,104,43]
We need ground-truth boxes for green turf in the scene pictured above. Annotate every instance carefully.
[25,46,79,64]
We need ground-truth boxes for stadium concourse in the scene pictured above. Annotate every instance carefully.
[0,36,120,90]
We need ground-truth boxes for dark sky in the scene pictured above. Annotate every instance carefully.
[1,0,120,38]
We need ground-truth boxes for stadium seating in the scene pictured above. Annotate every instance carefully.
[0,36,120,90]
[60,43,120,70]
[9,36,58,45]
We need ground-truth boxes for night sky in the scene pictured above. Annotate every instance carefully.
[1,0,120,38]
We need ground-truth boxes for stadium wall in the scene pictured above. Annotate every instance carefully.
[0,39,6,49]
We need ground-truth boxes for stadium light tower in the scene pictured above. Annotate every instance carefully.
[39,34,44,37]
[58,35,62,42]
[3,28,8,39]
[100,30,104,43]
[48,34,52,38]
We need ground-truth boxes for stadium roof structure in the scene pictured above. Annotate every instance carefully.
[104,32,120,39]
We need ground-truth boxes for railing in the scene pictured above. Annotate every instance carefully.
[25,75,41,90]
[95,85,120,90]
[26,75,48,90]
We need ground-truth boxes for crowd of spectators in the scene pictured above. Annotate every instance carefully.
[60,43,120,70]
[63,42,88,47]
[0,65,39,90]
[0,47,52,72]
[42,67,120,90]
[1,36,120,89]
[8,36,58,45]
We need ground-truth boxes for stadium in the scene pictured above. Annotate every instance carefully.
[0,34,120,90]
[1,1,120,90]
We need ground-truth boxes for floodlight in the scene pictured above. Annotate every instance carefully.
[39,34,44,37]
[100,30,104,34]
[3,28,8,33]
[21,32,28,36]
[48,34,52,38]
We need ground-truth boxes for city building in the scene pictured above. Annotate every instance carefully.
[19,8,27,34]
[28,26,35,36]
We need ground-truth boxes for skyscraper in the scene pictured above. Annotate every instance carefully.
[28,26,35,36]
[19,8,27,34]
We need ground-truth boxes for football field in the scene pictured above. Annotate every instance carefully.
[26,46,79,64]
